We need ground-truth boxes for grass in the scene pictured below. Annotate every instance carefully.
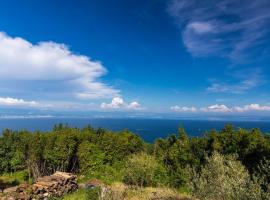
[62,182,192,200]
[0,172,192,200]
[0,170,30,185]
[63,189,88,200]
[105,182,192,200]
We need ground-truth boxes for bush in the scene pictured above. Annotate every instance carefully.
[123,153,168,187]
[190,152,264,200]
[254,158,270,199]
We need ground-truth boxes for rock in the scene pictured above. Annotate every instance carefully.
[3,186,18,194]
[86,179,104,189]
[78,183,86,189]
[0,180,12,193]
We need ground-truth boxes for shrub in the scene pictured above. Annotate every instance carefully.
[123,153,168,187]
[254,158,270,199]
[190,152,264,200]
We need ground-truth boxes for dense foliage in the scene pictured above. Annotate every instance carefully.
[0,124,145,182]
[0,123,270,199]
[190,152,267,200]
[123,153,168,187]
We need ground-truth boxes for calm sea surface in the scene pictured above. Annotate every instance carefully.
[0,118,270,142]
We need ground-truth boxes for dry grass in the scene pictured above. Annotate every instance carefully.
[103,182,193,200]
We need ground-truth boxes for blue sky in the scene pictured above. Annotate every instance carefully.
[0,0,270,118]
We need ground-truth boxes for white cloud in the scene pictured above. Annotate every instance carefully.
[127,101,141,109]
[170,103,270,113]
[188,22,215,34]
[100,97,124,109]
[233,104,270,112]
[170,105,197,112]
[0,32,119,99]
[101,97,142,110]
[182,21,222,57]
[200,104,231,113]
[0,97,38,107]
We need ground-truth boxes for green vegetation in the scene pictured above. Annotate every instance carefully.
[0,170,29,184]
[190,152,267,200]
[0,123,270,199]
[63,189,87,200]
[123,153,168,187]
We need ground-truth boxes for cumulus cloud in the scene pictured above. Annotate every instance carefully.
[0,32,119,100]
[200,104,231,113]
[127,101,141,109]
[170,105,197,112]
[100,97,142,110]
[0,97,38,107]
[170,103,270,113]
[100,97,124,109]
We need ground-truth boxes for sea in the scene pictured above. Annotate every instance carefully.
[0,118,270,142]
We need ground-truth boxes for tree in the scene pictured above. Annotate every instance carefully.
[166,127,193,188]
[190,152,264,200]
[77,141,105,176]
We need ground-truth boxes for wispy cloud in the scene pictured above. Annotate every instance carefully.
[207,68,265,93]
[168,0,270,61]
[234,104,270,112]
